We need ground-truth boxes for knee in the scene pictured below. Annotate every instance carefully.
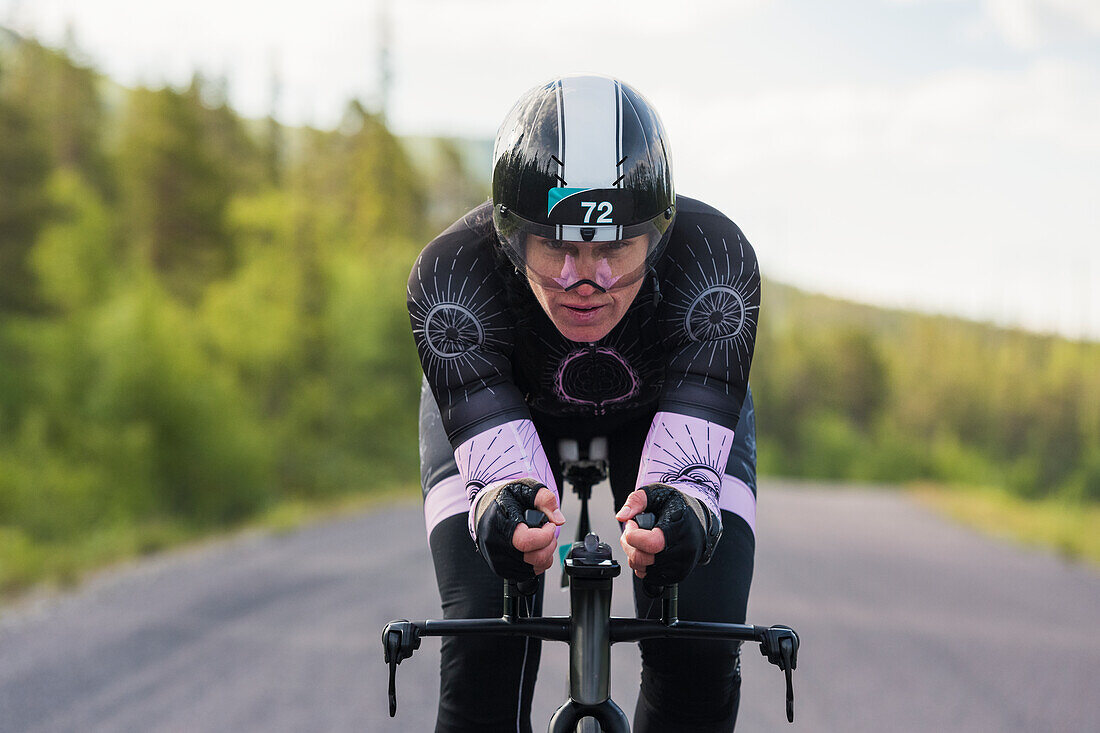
[438,633,540,732]
[637,640,742,730]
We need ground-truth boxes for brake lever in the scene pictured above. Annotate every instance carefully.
[381,620,421,716]
[759,624,799,723]
[781,636,796,722]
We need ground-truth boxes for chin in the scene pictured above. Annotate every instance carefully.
[554,320,615,343]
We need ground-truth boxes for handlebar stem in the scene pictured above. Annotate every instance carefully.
[569,576,614,706]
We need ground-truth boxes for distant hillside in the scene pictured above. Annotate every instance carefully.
[752,278,1099,501]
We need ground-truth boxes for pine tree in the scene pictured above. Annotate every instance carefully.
[117,85,234,301]
[3,39,112,198]
[0,96,53,313]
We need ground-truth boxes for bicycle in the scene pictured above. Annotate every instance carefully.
[382,439,800,732]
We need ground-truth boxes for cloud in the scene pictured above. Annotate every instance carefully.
[666,57,1100,173]
[978,0,1100,49]
[885,0,1100,49]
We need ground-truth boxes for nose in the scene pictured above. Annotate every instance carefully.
[572,282,598,297]
[573,252,602,279]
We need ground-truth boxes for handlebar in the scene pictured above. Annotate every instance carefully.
[382,514,801,726]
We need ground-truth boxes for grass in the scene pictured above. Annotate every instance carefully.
[0,484,420,605]
[910,482,1100,565]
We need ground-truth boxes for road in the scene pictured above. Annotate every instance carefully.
[1,481,1098,732]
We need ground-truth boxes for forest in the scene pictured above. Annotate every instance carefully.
[1,35,1096,593]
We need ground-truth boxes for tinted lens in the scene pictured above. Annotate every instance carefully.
[494,210,671,292]
[524,234,652,292]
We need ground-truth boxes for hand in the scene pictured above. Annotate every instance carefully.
[616,484,706,586]
[615,489,665,579]
[511,488,565,574]
[475,480,565,580]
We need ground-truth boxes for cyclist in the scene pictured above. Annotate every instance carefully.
[408,74,760,733]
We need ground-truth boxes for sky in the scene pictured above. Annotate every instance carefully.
[4,0,1098,339]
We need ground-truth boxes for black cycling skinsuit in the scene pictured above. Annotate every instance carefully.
[408,196,761,733]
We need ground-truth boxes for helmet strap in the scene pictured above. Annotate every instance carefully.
[649,266,662,308]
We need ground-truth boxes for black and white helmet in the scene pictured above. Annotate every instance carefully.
[492,75,675,293]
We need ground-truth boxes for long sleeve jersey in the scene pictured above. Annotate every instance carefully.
[407,196,760,535]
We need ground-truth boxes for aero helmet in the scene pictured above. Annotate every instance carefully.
[492,75,675,293]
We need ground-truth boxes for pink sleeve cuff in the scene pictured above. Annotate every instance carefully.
[454,419,558,537]
[636,411,734,521]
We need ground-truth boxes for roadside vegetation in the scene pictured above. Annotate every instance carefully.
[753,288,1100,565]
[1,35,1096,599]
[0,36,480,596]
[911,483,1100,564]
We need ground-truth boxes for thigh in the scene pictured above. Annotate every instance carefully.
[630,512,754,733]
[428,515,545,733]
[602,389,757,732]
[420,384,545,733]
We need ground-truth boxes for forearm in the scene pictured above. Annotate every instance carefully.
[454,418,559,538]
[636,410,733,522]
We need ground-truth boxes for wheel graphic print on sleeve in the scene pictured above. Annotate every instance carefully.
[408,252,511,392]
[423,302,484,358]
[664,225,760,390]
[685,285,746,342]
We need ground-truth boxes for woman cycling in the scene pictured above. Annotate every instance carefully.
[408,74,760,733]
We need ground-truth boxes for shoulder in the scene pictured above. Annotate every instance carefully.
[407,201,520,360]
[664,195,757,268]
[659,195,760,294]
[409,201,500,288]
[656,195,761,344]
[673,194,736,223]
[407,201,522,315]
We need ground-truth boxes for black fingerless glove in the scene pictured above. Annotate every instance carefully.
[473,479,544,581]
[640,483,719,587]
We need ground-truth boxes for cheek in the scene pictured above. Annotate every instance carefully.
[607,297,630,323]
[527,280,555,315]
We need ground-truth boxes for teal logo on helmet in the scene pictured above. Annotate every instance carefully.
[547,187,593,215]
[546,187,634,225]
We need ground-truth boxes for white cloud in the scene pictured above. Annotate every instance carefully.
[884,0,1100,49]
[979,0,1100,49]
[668,58,1100,174]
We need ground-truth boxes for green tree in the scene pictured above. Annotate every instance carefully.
[186,74,272,193]
[0,97,53,312]
[2,39,113,198]
[831,329,889,430]
[292,100,426,249]
[117,85,234,301]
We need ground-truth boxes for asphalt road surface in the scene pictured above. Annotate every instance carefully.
[1,481,1098,732]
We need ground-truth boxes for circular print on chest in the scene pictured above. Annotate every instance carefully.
[554,347,640,408]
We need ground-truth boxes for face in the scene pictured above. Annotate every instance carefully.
[525,234,648,342]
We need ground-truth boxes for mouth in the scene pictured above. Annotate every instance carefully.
[562,303,604,313]
[557,301,609,327]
